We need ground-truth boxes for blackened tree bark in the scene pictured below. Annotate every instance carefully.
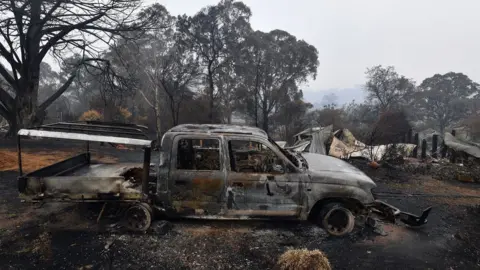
[0,0,157,136]
[207,60,216,123]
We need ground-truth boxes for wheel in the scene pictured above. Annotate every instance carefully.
[124,203,152,232]
[317,203,355,237]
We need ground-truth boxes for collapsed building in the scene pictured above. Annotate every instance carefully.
[443,132,480,159]
[286,126,333,155]
[285,126,416,162]
[283,124,480,183]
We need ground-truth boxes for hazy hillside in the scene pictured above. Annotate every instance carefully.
[303,86,366,109]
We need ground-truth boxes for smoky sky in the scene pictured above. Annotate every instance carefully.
[155,0,480,100]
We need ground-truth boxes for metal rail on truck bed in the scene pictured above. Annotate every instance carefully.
[17,121,154,202]
[36,121,150,139]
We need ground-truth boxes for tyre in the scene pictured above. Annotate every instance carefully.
[124,203,152,232]
[317,202,355,237]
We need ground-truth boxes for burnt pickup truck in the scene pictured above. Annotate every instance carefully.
[18,122,431,236]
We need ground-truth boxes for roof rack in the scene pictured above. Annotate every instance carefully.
[167,124,267,138]
[31,121,150,139]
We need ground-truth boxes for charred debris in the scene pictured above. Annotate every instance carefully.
[283,125,480,183]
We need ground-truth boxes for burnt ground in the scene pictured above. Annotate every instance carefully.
[1,139,480,269]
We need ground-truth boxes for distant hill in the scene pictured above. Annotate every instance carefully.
[303,87,366,109]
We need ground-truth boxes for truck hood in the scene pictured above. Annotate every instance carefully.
[301,153,376,188]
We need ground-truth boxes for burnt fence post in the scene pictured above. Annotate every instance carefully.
[450,150,457,163]
[421,139,427,159]
[432,134,438,158]
[441,140,447,158]
[412,133,419,158]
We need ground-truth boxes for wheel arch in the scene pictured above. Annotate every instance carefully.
[307,197,366,222]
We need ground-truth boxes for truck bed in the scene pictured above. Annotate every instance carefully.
[67,163,143,177]
[19,153,146,202]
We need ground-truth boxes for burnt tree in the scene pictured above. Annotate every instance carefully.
[0,0,157,136]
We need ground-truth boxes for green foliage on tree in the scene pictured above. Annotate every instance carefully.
[417,72,479,134]
[364,65,416,113]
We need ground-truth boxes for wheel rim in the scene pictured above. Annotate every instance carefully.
[322,207,355,236]
[125,205,151,231]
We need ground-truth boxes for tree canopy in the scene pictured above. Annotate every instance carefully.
[417,72,479,134]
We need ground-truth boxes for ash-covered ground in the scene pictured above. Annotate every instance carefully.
[1,140,479,269]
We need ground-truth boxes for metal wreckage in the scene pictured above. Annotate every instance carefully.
[284,125,418,161]
[16,122,431,236]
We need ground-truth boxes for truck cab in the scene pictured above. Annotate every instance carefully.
[153,124,430,235]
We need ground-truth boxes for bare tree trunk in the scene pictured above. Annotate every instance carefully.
[154,85,162,148]
[5,65,72,136]
[254,94,258,127]
[262,98,269,134]
[227,107,232,124]
[5,114,16,137]
[439,120,446,136]
[262,111,269,134]
[207,62,215,124]
[175,98,182,127]
[253,61,260,127]
[167,94,176,126]
[13,72,42,135]
[14,0,43,131]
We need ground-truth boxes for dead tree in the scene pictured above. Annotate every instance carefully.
[0,0,158,136]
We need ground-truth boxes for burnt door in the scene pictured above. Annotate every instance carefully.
[226,139,301,217]
[169,136,226,216]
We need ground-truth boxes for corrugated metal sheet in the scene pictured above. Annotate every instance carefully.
[444,132,480,158]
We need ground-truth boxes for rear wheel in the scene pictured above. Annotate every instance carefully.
[317,203,355,236]
[124,203,152,232]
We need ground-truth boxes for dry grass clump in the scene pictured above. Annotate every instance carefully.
[276,248,331,270]
[79,109,103,121]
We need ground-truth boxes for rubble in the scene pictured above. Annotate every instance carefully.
[444,132,480,158]
[401,158,480,183]
[289,127,480,185]
[433,160,480,183]
[286,125,333,154]
[289,126,416,162]
[149,220,174,235]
